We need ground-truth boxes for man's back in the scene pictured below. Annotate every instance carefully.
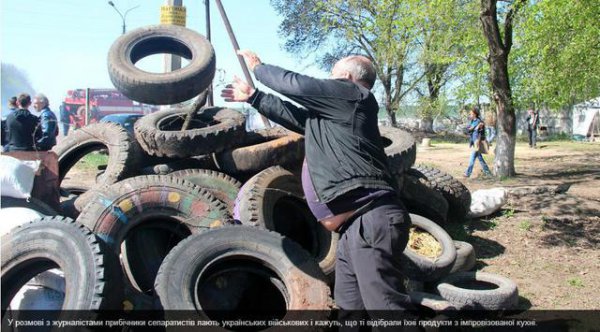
[6,109,40,151]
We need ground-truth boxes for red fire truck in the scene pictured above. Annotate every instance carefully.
[63,88,156,128]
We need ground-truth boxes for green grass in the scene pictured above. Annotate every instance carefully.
[567,277,584,288]
[73,152,109,171]
[502,208,515,218]
[519,220,532,231]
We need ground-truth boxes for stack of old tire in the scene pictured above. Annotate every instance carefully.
[1,25,517,322]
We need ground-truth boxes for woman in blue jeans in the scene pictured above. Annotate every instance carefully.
[465,107,492,177]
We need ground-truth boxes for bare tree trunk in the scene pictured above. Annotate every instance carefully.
[383,84,398,127]
[480,0,523,177]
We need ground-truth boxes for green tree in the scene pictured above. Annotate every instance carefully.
[513,0,600,109]
[479,0,526,177]
[272,0,423,126]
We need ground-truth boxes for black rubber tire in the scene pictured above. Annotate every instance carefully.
[449,241,477,274]
[52,122,141,186]
[154,227,333,318]
[436,272,519,310]
[140,155,218,175]
[169,169,241,213]
[1,216,122,313]
[379,126,417,174]
[398,173,449,224]
[214,127,305,174]
[0,196,57,216]
[134,107,246,158]
[401,214,457,282]
[234,166,337,277]
[77,175,231,298]
[406,165,472,220]
[107,25,215,105]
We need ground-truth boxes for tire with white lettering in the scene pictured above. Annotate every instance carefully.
[169,169,241,213]
[234,166,337,278]
[1,216,122,313]
[53,122,141,186]
[407,165,471,221]
[214,127,305,174]
[401,214,456,282]
[379,126,417,174]
[107,25,216,105]
[77,175,231,300]
[436,272,519,310]
[155,227,333,321]
[134,107,246,158]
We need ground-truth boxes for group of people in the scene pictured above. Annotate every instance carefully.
[2,93,58,152]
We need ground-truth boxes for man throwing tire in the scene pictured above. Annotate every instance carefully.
[222,50,414,316]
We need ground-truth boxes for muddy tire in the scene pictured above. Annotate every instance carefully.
[107,25,215,105]
[449,241,476,274]
[379,126,417,174]
[214,127,305,174]
[407,165,471,220]
[1,216,122,312]
[402,214,457,282]
[398,173,449,224]
[169,169,241,213]
[53,122,140,186]
[436,272,519,310]
[134,107,246,158]
[77,175,231,298]
[0,196,57,217]
[234,166,337,277]
[155,227,332,320]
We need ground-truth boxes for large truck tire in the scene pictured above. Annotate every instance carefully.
[379,126,417,174]
[234,166,337,278]
[76,175,231,298]
[155,227,333,319]
[407,165,471,220]
[214,127,305,174]
[1,217,122,313]
[107,25,215,105]
[169,169,241,213]
[402,214,457,282]
[398,173,449,224]
[53,122,141,186]
[134,107,246,158]
[436,272,519,310]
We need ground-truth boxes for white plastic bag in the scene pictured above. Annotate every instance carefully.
[468,188,508,218]
[0,156,36,199]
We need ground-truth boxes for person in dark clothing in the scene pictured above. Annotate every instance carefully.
[32,93,58,151]
[222,50,414,315]
[1,96,18,146]
[59,102,71,136]
[5,93,40,152]
[526,106,539,148]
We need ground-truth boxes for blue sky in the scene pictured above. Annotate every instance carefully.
[1,0,326,112]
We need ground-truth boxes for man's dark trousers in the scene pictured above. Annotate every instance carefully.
[335,194,413,312]
[528,127,537,147]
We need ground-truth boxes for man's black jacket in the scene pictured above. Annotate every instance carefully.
[249,64,394,203]
[5,109,40,151]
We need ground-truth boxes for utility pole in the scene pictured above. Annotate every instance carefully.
[163,0,183,73]
[107,1,139,35]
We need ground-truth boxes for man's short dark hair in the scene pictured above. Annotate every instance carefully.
[8,96,17,108]
[17,93,31,108]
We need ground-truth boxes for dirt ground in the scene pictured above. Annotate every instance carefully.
[61,140,600,310]
[416,140,600,310]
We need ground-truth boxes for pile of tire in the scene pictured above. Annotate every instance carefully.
[1,24,517,321]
